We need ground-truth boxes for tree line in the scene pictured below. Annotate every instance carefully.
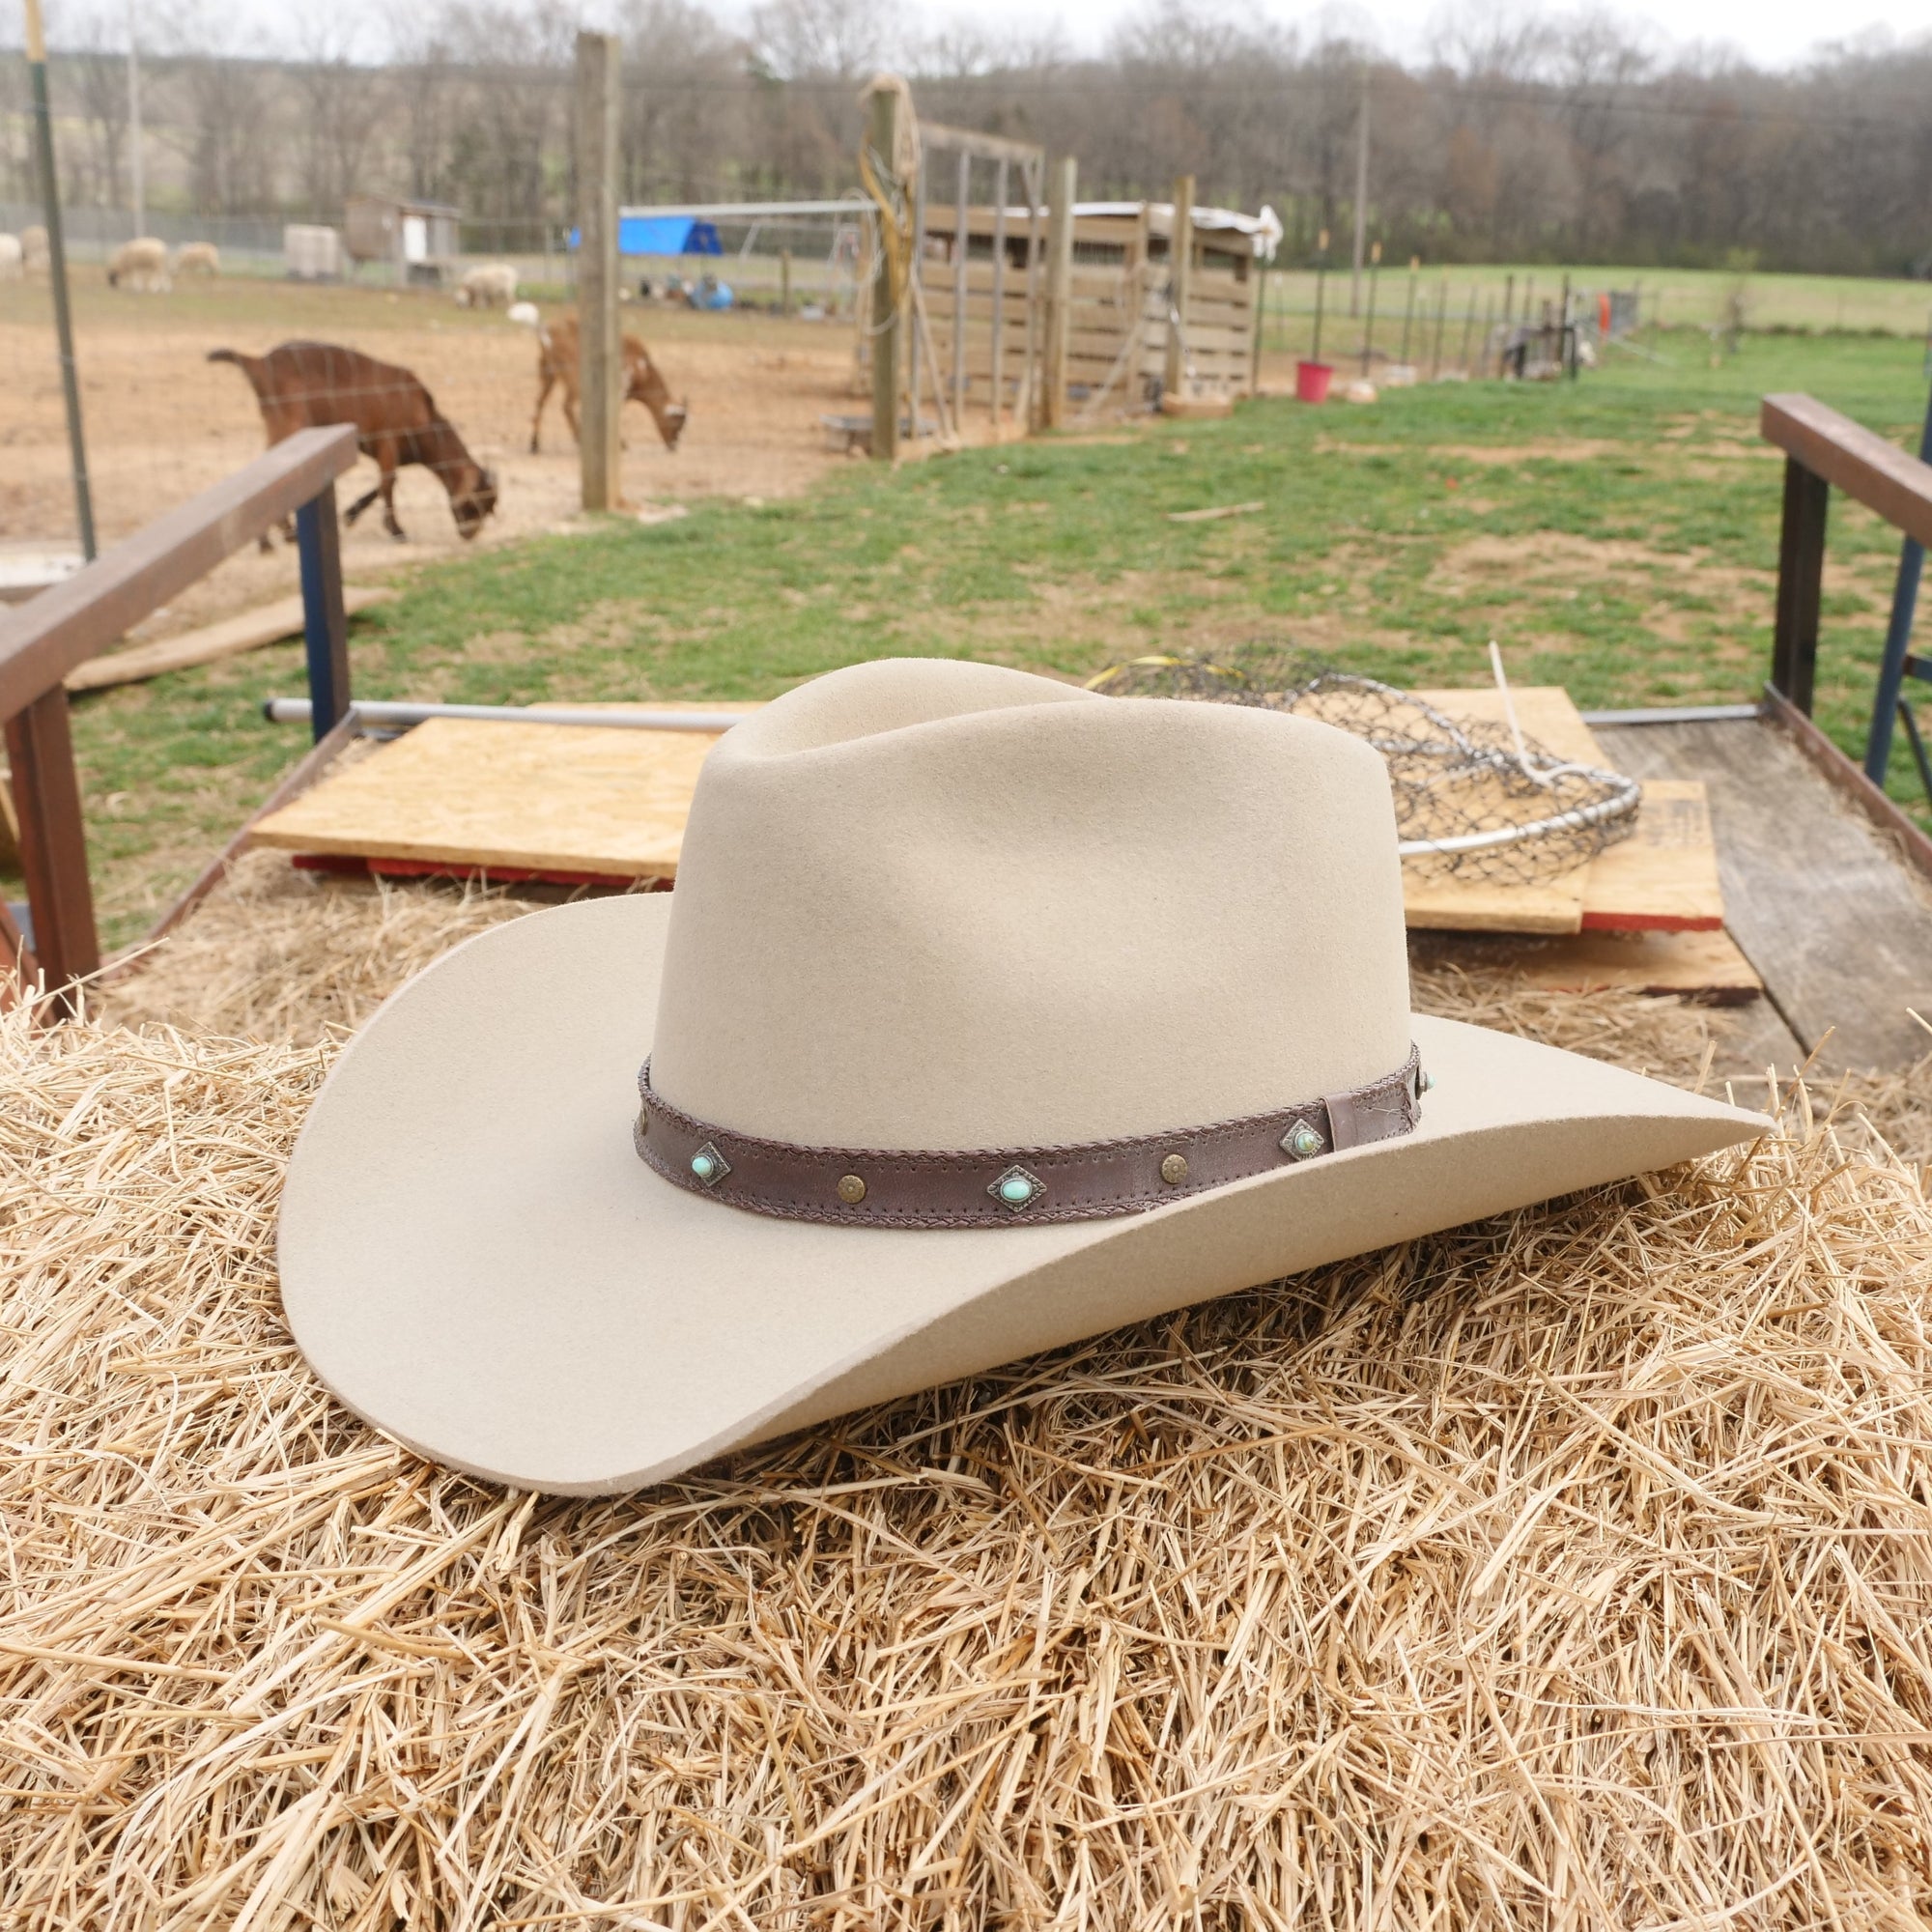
[6,0,1931,276]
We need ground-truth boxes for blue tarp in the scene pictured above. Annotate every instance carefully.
[623,215,722,256]
[566,216,724,255]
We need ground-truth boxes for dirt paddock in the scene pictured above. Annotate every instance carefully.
[0,278,862,637]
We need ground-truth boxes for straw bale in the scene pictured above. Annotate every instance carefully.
[97,849,536,1044]
[4,990,1932,1925]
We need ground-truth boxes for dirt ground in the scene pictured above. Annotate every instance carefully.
[0,279,863,638]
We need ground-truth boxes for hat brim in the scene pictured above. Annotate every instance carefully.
[279,895,1770,1493]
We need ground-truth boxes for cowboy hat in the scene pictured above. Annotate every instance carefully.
[280,658,1770,1493]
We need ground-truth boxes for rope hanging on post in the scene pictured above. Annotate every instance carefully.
[857,72,921,344]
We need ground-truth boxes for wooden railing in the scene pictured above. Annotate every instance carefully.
[1763,392,1932,718]
[1759,391,1932,878]
[0,425,360,1011]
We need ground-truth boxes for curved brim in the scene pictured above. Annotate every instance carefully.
[279,895,1770,1493]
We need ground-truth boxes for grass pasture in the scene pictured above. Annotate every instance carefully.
[46,328,1932,950]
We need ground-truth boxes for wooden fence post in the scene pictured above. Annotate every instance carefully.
[1772,458,1830,715]
[575,31,622,512]
[867,81,901,463]
[5,688,98,1011]
[1164,175,1195,401]
[295,483,350,742]
[1041,156,1077,430]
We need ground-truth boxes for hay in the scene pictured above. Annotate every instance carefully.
[96,849,537,1044]
[5,991,1932,1923]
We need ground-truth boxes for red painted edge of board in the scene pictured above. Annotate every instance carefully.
[290,853,667,891]
[1578,912,1725,933]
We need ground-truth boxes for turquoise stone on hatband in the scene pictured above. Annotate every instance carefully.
[1281,1120,1324,1160]
[690,1141,731,1187]
[989,1165,1045,1212]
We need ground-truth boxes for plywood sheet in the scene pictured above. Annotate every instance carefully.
[1400,686,1602,934]
[250,704,760,880]
[1399,690,1722,936]
[1578,781,1725,931]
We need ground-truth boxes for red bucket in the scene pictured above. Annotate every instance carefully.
[1295,359,1333,404]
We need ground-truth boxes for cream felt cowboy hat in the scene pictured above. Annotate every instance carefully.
[280,657,1770,1494]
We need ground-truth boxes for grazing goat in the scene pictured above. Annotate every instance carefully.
[209,341,497,544]
[106,237,170,292]
[528,313,688,453]
[456,262,518,308]
[174,242,220,277]
[0,235,20,281]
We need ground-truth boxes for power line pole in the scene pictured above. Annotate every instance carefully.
[1349,64,1369,319]
[127,1,143,235]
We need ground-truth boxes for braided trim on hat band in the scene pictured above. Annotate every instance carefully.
[634,1047,1423,1229]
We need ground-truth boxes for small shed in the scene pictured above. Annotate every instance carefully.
[343,195,461,285]
[910,199,1276,412]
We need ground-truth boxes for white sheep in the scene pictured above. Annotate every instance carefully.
[0,235,21,281]
[456,262,519,309]
[174,241,220,277]
[106,237,171,293]
[506,299,540,327]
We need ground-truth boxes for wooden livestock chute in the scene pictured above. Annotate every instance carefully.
[908,197,1269,421]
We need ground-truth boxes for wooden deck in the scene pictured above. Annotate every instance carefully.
[1597,717,1932,1077]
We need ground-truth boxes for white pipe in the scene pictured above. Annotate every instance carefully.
[264,698,746,733]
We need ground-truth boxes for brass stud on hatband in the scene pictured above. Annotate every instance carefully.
[837,1174,867,1205]
[1159,1152,1189,1185]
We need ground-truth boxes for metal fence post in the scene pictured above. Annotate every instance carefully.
[575,31,622,512]
[1862,387,1932,782]
[295,484,351,742]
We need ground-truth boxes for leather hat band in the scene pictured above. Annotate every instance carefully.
[634,1047,1423,1229]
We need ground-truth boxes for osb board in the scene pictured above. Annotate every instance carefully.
[1401,690,1722,936]
[249,705,761,880]
[1413,925,1762,1002]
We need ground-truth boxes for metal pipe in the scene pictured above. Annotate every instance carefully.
[265,698,748,733]
[1578,704,1761,726]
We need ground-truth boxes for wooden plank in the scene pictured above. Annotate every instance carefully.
[66,587,394,693]
[919,122,1044,165]
[1762,681,1932,884]
[1578,781,1725,932]
[1412,925,1762,1000]
[0,425,359,721]
[1761,393,1932,549]
[248,705,762,881]
[1599,715,1932,1073]
[5,687,99,1009]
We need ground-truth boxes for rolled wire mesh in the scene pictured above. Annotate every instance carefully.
[1090,646,1640,883]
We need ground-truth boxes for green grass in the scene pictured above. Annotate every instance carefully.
[1260,262,1932,347]
[60,330,1932,949]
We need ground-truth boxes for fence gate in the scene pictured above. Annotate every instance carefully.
[902,124,1046,440]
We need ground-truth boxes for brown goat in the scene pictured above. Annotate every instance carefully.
[529,315,688,453]
[209,341,497,543]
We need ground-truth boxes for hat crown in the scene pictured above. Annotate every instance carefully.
[649,659,1412,1150]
